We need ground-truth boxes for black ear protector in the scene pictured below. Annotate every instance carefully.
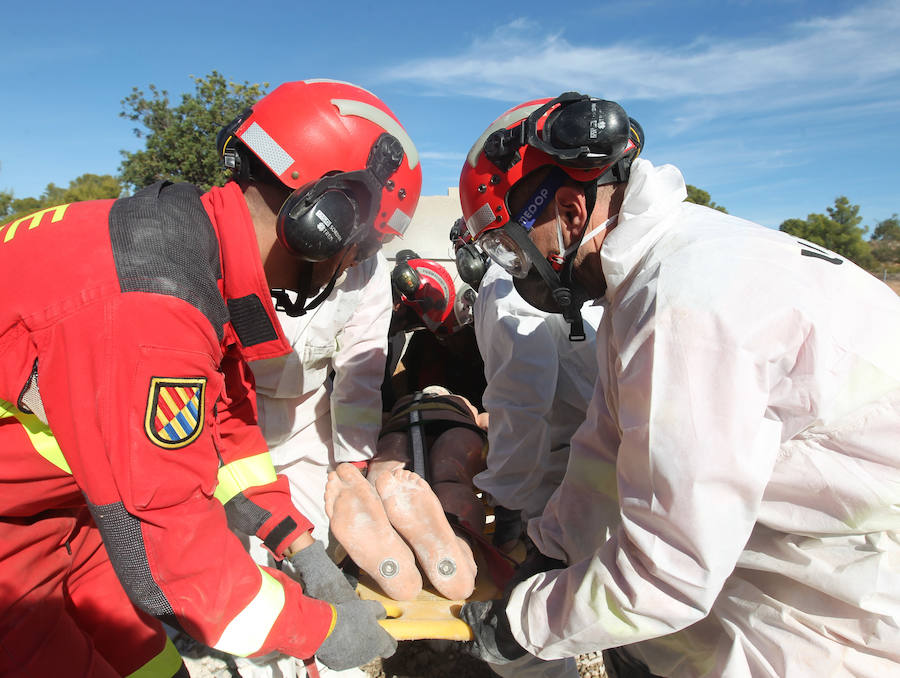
[484,92,632,172]
[450,218,490,289]
[216,108,254,183]
[395,249,419,265]
[276,133,404,262]
[277,182,361,262]
[391,260,422,299]
[455,243,490,289]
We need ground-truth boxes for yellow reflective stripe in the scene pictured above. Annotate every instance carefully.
[326,604,338,637]
[2,204,70,243]
[0,398,71,474]
[213,566,285,657]
[125,635,183,678]
[214,452,278,504]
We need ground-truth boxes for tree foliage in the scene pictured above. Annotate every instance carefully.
[779,196,874,269]
[119,71,269,191]
[870,214,900,265]
[1,174,123,225]
[685,185,727,213]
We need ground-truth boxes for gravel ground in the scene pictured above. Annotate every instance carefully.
[176,635,608,678]
[362,643,608,678]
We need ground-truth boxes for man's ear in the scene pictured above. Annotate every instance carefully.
[555,185,589,236]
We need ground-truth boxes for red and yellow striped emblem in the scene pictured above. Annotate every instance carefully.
[144,377,206,449]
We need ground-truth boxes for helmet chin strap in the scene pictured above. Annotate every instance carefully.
[270,248,353,317]
[505,176,612,340]
[504,221,588,340]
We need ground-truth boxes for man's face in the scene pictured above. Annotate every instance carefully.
[499,172,574,312]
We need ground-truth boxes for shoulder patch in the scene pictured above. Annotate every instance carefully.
[144,377,206,449]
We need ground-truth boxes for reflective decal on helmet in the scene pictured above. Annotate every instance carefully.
[386,208,413,237]
[238,122,294,176]
[465,202,497,241]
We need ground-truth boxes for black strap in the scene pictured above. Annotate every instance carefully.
[406,392,429,483]
[504,220,586,341]
[263,516,298,554]
[271,249,351,318]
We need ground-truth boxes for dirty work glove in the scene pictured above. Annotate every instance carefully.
[315,599,397,671]
[459,597,527,665]
[287,540,359,604]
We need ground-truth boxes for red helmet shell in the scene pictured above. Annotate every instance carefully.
[460,98,611,241]
[400,258,456,331]
[235,79,422,237]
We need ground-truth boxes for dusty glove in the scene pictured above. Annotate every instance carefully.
[287,540,359,604]
[459,597,527,665]
[315,599,397,671]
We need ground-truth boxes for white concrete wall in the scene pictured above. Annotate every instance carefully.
[383,187,461,268]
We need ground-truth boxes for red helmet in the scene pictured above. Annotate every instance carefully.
[459,92,642,243]
[218,79,421,244]
[391,257,457,333]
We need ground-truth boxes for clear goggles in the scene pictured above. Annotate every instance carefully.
[478,229,532,278]
[475,168,566,278]
[475,167,616,279]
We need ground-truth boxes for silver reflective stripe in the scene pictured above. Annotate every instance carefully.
[239,122,294,176]
[212,566,286,657]
[331,99,419,170]
[466,202,497,238]
[387,207,413,236]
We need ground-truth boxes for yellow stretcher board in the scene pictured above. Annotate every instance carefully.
[356,535,524,641]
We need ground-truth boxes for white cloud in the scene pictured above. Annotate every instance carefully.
[380,1,900,119]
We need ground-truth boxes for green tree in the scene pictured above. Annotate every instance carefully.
[685,185,727,213]
[870,214,900,265]
[1,174,122,225]
[0,189,13,219]
[61,173,124,202]
[872,214,900,242]
[779,196,874,269]
[119,71,269,191]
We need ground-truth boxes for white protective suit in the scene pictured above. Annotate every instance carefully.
[512,158,900,677]
[474,262,603,520]
[249,252,391,546]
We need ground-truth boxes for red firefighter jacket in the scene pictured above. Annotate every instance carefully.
[0,181,334,659]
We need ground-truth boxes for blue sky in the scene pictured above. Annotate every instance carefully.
[3,0,898,231]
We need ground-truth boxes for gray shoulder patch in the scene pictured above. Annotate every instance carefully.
[109,182,228,341]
